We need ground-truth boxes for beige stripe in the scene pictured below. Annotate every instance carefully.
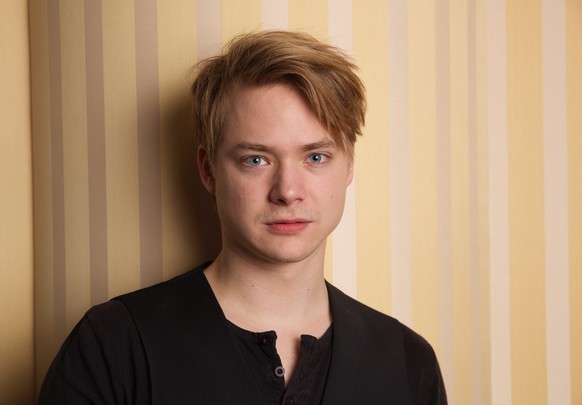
[47,0,67,343]
[387,0,412,325]
[263,0,289,29]
[542,1,571,404]
[221,0,262,42]
[328,0,357,298]
[135,0,164,287]
[195,0,222,60]
[102,0,141,298]
[475,0,492,401]
[487,0,512,403]
[60,0,91,328]
[29,0,56,387]
[84,0,109,305]
[567,1,582,402]
[408,0,439,348]
[353,1,390,314]
[435,0,454,398]
[507,0,548,402]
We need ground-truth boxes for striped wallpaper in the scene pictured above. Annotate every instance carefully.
[0,0,578,403]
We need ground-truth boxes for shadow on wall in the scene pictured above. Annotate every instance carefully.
[161,92,222,269]
[2,341,34,405]
[31,88,223,403]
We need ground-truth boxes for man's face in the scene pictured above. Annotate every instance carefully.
[198,83,353,266]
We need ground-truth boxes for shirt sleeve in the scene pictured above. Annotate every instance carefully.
[402,325,448,405]
[37,300,150,405]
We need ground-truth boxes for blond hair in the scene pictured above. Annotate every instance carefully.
[191,30,366,163]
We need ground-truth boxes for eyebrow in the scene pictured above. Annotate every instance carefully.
[233,143,270,152]
[301,140,338,152]
[233,140,338,153]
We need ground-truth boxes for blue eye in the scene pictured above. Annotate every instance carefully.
[245,156,266,166]
[307,153,327,164]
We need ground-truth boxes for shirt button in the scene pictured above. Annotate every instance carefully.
[260,334,273,346]
[285,395,296,405]
[274,365,285,378]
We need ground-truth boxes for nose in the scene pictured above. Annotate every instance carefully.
[268,162,305,206]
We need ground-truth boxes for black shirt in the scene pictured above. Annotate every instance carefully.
[228,321,333,405]
[38,264,448,404]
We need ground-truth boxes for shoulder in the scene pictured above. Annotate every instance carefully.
[326,282,401,333]
[109,263,228,357]
[38,300,150,404]
[327,281,438,356]
[327,282,447,404]
[401,323,448,403]
[84,298,135,332]
[400,322,438,368]
[114,262,215,316]
[115,262,210,306]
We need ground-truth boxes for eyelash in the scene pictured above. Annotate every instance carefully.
[306,153,328,164]
[241,153,330,167]
[243,156,268,166]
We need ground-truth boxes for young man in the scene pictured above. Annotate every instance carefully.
[39,31,447,404]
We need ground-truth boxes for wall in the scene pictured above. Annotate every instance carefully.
[1,0,580,404]
[0,0,34,404]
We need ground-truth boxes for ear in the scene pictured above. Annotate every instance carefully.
[346,161,354,187]
[197,146,216,194]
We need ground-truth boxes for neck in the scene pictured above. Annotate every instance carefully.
[204,249,332,385]
[204,250,331,335]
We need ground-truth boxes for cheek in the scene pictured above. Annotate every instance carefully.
[215,176,261,217]
[315,174,348,200]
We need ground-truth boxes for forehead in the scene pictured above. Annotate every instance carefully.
[220,83,335,150]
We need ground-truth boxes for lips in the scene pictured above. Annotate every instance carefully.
[266,219,310,234]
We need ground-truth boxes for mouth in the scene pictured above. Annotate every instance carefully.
[266,219,311,235]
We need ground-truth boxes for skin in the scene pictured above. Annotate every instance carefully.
[197,82,353,384]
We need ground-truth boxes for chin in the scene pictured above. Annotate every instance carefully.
[254,243,323,265]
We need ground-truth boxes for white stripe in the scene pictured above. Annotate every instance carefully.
[331,182,357,298]
[196,0,221,60]
[262,0,288,30]
[328,0,352,54]
[387,0,412,325]
[435,0,454,396]
[487,0,512,403]
[542,0,571,403]
[468,1,483,403]
[328,0,357,298]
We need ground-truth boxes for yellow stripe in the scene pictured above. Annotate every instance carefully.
[408,0,439,348]
[289,0,328,38]
[221,0,262,42]
[157,0,201,280]
[567,0,582,402]
[0,0,34,401]
[507,1,547,403]
[450,1,472,403]
[101,0,141,297]
[353,0,391,314]
[59,0,91,328]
